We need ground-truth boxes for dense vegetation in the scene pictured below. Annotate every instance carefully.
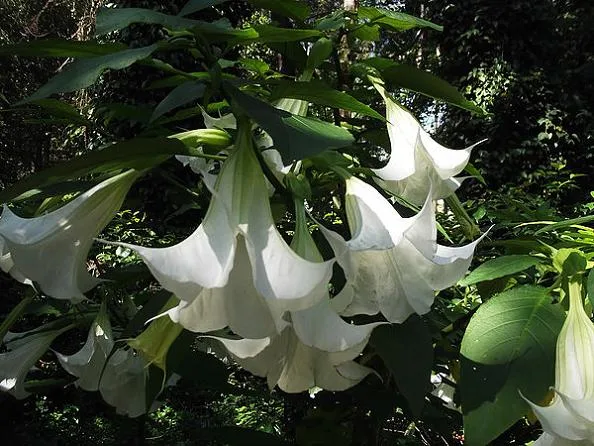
[0,1,593,445]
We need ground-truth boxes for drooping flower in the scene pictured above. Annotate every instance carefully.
[0,170,139,301]
[323,176,483,323]
[212,328,373,393]
[118,119,334,340]
[370,78,480,205]
[0,326,69,399]
[99,347,147,418]
[205,199,378,393]
[524,278,594,445]
[55,303,113,391]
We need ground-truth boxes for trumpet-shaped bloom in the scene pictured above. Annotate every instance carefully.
[525,280,594,445]
[212,327,373,393]
[119,121,333,339]
[99,348,147,418]
[323,176,483,323]
[371,80,479,205]
[55,305,113,391]
[0,327,69,399]
[0,170,139,301]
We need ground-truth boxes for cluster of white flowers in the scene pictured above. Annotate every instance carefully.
[0,85,484,415]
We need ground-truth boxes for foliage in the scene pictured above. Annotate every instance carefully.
[0,1,592,445]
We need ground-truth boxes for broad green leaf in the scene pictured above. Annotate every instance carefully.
[350,23,380,41]
[361,59,486,115]
[533,215,594,235]
[315,10,346,31]
[248,0,310,21]
[270,80,384,120]
[150,81,205,122]
[252,24,322,43]
[178,0,229,16]
[96,8,258,40]
[358,7,443,32]
[458,255,541,286]
[371,316,433,416]
[267,41,307,71]
[0,135,230,203]
[552,248,587,276]
[306,37,333,71]
[27,99,90,126]
[0,39,125,58]
[18,45,160,104]
[148,72,209,89]
[460,286,565,446]
[224,82,354,161]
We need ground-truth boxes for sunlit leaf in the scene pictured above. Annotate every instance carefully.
[358,7,443,32]
[270,80,384,120]
[224,82,354,161]
[458,255,541,286]
[361,59,486,115]
[460,286,565,446]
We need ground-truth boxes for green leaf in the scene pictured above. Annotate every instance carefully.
[350,23,380,41]
[150,81,205,122]
[315,10,346,31]
[458,255,541,286]
[270,80,384,121]
[0,39,125,58]
[306,37,333,71]
[96,8,258,40]
[358,7,443,32]
[252,24,322,43]
[361,59,486,115]
[460,286,565,446]
[371,316,433,416]
[248,0,310,21]
[26,99,90,126]
[224,82,354,161]
[552,248,587,277]
[0,136,211,203]
[533,215,594,235]
[18,44,160,103]
[178,0,229,16]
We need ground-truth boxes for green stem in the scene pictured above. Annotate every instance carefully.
[0,290,34,341]
[445,193,481,240]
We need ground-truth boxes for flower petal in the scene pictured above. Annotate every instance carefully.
[99,348,147,418]
[0,170,138,300]
[55,306,113,391]
[526,397,590,441]
[1,327,68,399]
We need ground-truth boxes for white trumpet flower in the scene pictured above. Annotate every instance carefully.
[55,305,113,391]
[0,170,139,301]
[99,348,147,418]
[525,279,594,445]
[371,79,479,205]
[323,176,483,323]
[0,326,69,399]
[213,328,373,393]
[120,121,333,339]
